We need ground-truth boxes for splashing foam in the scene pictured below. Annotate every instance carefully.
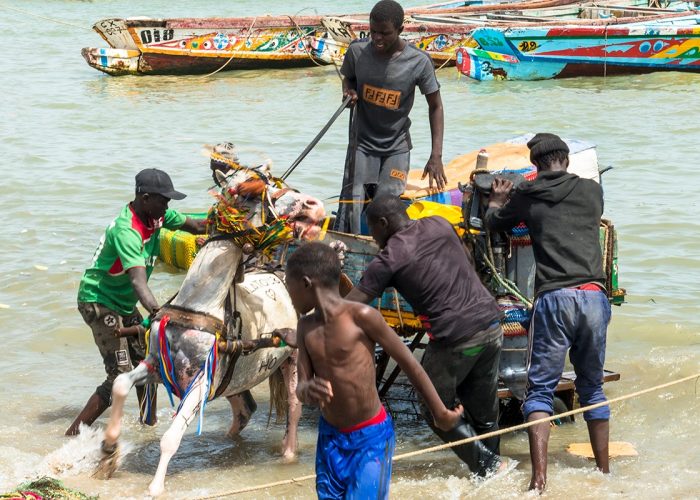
[38,425,133,478]
[1,425,133,490]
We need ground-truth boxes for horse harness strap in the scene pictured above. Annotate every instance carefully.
[155,304,224,337]
[154,300,241,399]
[213,287,243,399]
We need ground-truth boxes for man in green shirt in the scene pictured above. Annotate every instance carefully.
[66,168,206,436]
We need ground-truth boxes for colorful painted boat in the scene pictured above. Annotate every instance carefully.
[456,11,700,79]
[79,2,503,75]
[82,16,332,76]
[320,0,683,67]
[82,0,689,75]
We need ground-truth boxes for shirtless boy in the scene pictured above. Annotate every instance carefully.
[285,242,462,499]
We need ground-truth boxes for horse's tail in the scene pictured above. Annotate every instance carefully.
[267,366,288,426]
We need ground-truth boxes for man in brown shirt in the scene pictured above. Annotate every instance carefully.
[346,195,509,477]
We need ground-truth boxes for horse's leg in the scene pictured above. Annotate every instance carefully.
[95,358,153,479]
[281,350,301,462]
[149,374,205,497]
[226,391,257,438]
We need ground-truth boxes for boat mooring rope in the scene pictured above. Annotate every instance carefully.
[0,3,93,31]
[200,17,258,78]
[193,371,700,499]
[435,51,455,72]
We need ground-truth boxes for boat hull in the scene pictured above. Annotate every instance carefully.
[83,17,331,75]
[457,20,700,80]
[81,47,141,76]
[320,0,658,68]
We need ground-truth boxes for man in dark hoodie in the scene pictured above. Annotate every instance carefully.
[485,133,611,492]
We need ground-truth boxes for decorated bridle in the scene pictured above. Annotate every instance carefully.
[205,152,294,258]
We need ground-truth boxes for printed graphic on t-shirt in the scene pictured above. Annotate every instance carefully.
[363,84,401,110]
[390,169,407,181]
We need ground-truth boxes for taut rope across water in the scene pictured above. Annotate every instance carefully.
[0,4,93,31]
[194,371,700,499]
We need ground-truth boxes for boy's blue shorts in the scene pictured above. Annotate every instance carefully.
[316,408,395,499]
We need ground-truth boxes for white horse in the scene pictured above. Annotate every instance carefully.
[97,163,324,496]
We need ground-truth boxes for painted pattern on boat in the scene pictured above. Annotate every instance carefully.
[82,17,330,75]
[456,14,700,79]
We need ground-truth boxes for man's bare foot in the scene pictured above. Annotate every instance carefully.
[494,456,518,476]
[529,474,546,493]
[477,456,518,483]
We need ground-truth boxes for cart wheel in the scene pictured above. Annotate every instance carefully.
[552,396,574,425]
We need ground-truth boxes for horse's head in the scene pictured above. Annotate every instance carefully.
[207,148,326,252]
[211,161,272,228]
[272,190,326,240]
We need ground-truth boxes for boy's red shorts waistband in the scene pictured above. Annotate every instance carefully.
[339,405,387,434]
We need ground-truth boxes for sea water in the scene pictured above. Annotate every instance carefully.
[0,1,699,498]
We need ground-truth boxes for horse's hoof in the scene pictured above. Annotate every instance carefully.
[93,440,120,480]
[226,426,242,440]
[148,481,165,497]
[281,450,297,464]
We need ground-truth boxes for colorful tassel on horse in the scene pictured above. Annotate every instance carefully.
[157,316,182,407]
[196,338,219,435]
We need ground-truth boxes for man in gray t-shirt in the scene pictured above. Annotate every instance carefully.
[334,0,446,234]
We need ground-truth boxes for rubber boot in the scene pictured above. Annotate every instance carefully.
[462,409,501,456]
[65,392,109,436]
[430,421,502,476]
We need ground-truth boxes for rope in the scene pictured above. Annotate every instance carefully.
[287,15,327,68]
[286,7,344,79]
[201,16,258,78]
[193,371,700,499]
[481,229,533,308]
[435,51,455,72]
[0,3,93,31]
[393,289,405,329]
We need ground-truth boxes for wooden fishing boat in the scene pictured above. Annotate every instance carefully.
[81,15,332,76]
[320,0,684,67]
[80,0,621,75]
[79,1,500,76]
[456,10,700,79]
[158,135,625,422]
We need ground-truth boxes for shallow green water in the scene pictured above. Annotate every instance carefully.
[0,1,699,498]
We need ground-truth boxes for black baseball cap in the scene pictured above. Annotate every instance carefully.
[135,168,187,200]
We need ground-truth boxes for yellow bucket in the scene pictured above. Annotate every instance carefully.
[406,200,464,236]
